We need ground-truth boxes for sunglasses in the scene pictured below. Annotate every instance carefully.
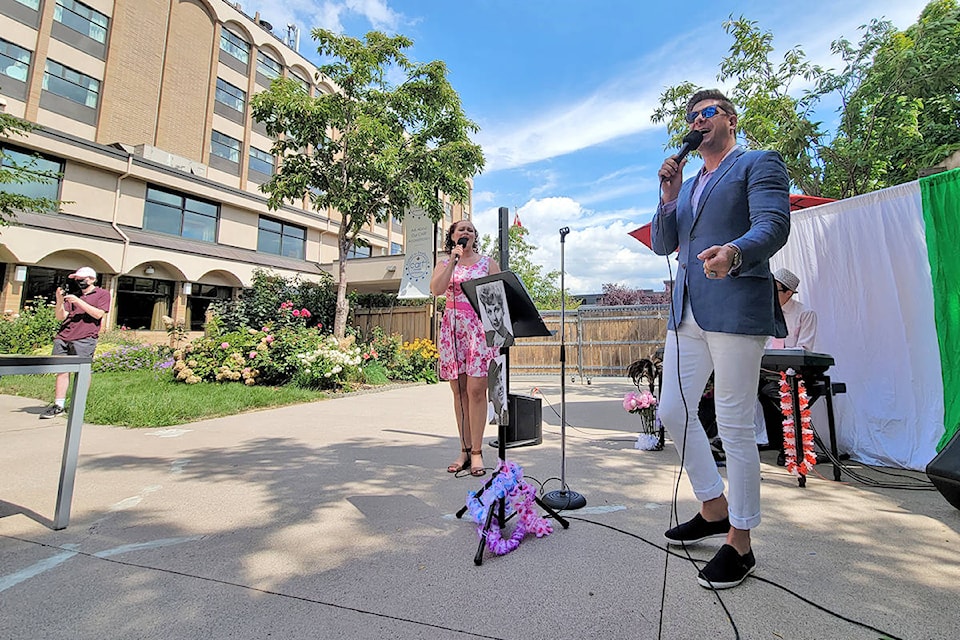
[777,285,792,293]
[685,105,727,124]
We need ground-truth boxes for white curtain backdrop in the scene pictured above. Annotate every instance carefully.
[770,181,943,470]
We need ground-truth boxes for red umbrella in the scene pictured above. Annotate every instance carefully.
[629,194,836,250]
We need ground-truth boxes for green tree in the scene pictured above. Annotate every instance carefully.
[251,30,484,338]
[480,224,580,310]
[651,17,829,196]
[651,1,960,199]
[827,0,960,193]
[1,113,61,226]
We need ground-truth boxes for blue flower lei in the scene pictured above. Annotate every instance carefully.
[466,460,553,555]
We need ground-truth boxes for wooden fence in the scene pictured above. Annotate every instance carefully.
[352,303,669,379]
[510,305,669,379]
[352,305,436,343]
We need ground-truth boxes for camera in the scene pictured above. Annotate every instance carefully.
[61,281,80,295]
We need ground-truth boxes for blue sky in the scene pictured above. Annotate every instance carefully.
[239,0,932,295]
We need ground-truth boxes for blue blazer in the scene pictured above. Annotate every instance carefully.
[651,148,790,337]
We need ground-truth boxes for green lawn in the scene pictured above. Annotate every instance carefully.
[0,370,329,427]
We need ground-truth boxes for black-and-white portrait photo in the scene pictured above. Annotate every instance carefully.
[487,355,508,425]
[477,281,514,349]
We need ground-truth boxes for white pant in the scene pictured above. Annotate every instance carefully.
[658,301,767,530]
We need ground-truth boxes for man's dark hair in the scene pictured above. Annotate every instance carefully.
[686,89,737,117]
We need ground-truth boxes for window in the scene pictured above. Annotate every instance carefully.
[390,215,402,233]
[54,0,109,44]
[21,266,72,308]
[42,59,100,107]
[248,146,274,176]
[258,217,305,259]
[444,201,452,222]
[142,185,218,243]
[0,39,31,83]
[0,144,63,201]
[210,130,241,163]
[185,284,231,331]
[346,244,372,259]
[219,29,249,65]
[390,242,403,255]
[214,78,245,113]
[115,276,173,331]
[291,73,311,94]
[14,0,41,9]
[256,51,282,81]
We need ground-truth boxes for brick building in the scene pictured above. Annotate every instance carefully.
[0,0,469,331]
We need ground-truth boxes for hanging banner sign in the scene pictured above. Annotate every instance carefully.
[397,207,436,299]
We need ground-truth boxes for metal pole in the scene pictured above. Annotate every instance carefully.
[542,226,586,510]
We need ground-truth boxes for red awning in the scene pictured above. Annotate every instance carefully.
[789,194,835,211]
[629,194,837,250]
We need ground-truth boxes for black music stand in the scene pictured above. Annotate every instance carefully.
[456,271,569,565]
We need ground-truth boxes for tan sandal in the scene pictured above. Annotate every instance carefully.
[447,448,470,473]
[470,451,486,477]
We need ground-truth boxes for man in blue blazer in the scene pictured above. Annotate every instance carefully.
[651,89,790,589]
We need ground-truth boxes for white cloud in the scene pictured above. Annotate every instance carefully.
[474,197,669,295]
[471,190,496,207]
[343,0,402,30]
[472,0,929,176]
[238,0,403,38]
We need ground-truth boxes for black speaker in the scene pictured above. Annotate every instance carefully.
[490,394,542,449]
[926,431,960,510]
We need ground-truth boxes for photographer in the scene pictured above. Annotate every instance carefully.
[40,267,111,419]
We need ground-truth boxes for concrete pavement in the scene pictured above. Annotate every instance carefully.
[2,376,958,639]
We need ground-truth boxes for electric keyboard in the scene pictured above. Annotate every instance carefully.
[761,349,835,377]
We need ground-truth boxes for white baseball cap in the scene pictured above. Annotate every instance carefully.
[68,267,97,280]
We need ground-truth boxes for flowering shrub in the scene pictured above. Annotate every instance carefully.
[276,301,315,330]
[365,328,438,383]
[396,338,439,383]
[167,318,438,390]
[291,335,364,389]
[169,329,271,385]
[367,327,402,367]
[208,269,334,333]
[93,344,171,373]
[0,299,59,354]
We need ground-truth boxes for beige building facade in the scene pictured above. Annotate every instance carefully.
[0,0,469,331]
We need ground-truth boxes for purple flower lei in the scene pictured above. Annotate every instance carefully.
[465,460,553,555]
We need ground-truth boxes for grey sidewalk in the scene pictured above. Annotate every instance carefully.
[2,376,958,640]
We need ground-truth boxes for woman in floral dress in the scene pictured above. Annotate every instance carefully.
[430,221,501,476]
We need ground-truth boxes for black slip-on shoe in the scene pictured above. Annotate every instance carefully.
[697,544,756,589]
[664,513,730,545]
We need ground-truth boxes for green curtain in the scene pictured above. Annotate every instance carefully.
[920,168,960,451]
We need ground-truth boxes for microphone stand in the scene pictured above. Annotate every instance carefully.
[542,226,586,510]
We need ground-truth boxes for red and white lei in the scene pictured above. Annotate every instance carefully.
[779,370,817,476]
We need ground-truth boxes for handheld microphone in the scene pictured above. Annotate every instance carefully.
[673,129,704,164]
[453,236,469,263]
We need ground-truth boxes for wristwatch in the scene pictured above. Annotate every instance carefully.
[725,243,742,270]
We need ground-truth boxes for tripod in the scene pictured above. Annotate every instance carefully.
[542,226,586,510]
[456,403,569,565]
[455,271,569,565]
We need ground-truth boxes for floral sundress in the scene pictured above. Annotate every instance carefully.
[438,256,499,380]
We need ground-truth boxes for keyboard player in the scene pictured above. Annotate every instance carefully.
[759,268,818,464]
